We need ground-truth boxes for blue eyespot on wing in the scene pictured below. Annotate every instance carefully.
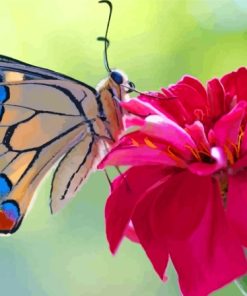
[0,174,12,199]
[0,85,10,121]
[0,85,9,103]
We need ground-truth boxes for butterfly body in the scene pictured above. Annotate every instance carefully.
[0,55,130,234]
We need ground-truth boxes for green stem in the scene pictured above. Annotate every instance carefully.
[236,276,247,295]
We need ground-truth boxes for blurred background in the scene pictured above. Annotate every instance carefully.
[0,0,246,295]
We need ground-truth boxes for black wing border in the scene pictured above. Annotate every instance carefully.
[0,55,97,95]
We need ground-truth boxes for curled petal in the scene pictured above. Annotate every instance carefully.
[141,115,196,159]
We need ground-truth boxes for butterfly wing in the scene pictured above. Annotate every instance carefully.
[0,55,96,87]
[0,63,103,233]
[0,56,125,233]
[50,133,103,213]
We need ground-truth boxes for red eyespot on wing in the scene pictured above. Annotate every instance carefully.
[0,211,16,232]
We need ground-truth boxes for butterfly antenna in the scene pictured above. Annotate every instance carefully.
[97,0,113,73]
[121,83,177,100]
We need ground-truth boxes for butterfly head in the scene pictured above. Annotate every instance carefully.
[109,69,134,98]
[96,69,133,141]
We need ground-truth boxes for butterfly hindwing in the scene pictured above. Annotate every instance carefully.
[50,133,101,213]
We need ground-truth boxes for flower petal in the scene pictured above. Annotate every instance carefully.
[240,123,247,156]
[233,154,247,171]
[207,78,225,118]
[180,75,207,100]
[105,165,166,253]
[121,98,163,117]
[227,170,247,246]
[221,67,247,102]
[213,101,246,147]
[132,171,210,280]
[185,121,209,150]
[141,115,195,159]
[138,171,247,295]
[99,145,178,168]
[151,171,209,240]
[138,89,189,125]
[98,131,181,168]
[132,179,170,280]
[124,222,139,243]
[124,114,145,128]
[167,76,207,123]
[166,176,247,296]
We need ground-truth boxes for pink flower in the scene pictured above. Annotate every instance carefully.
[99,68,247,296]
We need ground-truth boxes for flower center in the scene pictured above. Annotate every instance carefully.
[185,144,214,164]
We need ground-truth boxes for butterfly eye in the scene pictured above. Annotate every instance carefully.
[110,71,123,85]
[128,81,135,89]
[0,200,20,232]
[126,81,135,93]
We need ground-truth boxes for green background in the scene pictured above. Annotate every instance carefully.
[0,0,246,295]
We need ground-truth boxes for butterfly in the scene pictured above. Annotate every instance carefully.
[0,1,134,234]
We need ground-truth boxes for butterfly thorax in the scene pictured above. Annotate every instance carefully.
[95,70,130,143]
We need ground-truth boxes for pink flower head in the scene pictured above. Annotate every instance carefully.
[99,68,247,296]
